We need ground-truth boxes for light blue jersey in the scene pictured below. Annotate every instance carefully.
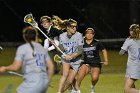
[59,32,84,55]
[121,38,140,79]
[15,41,51,93]
[59,32,84,71]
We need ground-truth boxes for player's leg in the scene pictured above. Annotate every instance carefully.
[62,68,77,92]
[57,62,70,93]
[124,77,139,93]
[90,67,101,93]
[75,64,89,90]
[67,78,76,93]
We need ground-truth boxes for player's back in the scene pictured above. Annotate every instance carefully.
[16,41,49,75]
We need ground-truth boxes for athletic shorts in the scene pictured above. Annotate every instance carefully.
[17,73,49,93]
[61,59,82,72]
[125,63,140,79]
[82,63,102,69]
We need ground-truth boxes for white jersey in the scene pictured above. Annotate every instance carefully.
[15,41,51,75]
[121,38,140,79]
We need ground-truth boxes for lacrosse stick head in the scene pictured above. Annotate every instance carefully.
[24,13,38,28]
[54,54,61,64]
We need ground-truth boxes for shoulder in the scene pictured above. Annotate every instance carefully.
[60,32,67,37]
[76,32,82,35]
[94,39,100,42]
[17,43,28,50]
[93,39,101,43]
[74,32,83,37]
[16,43,28,53]
[32,42,44,49]
[124,38,133,43]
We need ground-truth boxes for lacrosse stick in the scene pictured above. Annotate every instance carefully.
[8,71,54,88]
[24,13,65,56]
[54,54,61,64]
[8,71,23,77]
[53,54,105,64]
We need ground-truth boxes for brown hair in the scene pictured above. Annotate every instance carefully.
[40,16,51,23]
[22,26,38,56]
[129,24,140,39]
[85,28,95,35]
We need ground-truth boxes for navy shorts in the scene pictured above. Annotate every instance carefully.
[82,63,102,69]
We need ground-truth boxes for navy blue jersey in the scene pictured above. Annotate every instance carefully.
[83,39,105,64]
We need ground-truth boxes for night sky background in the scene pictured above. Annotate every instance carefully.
[0,0,140,42]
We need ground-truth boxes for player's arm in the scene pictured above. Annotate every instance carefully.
[46,60,54,82]
[0,60,22,73]
[70,45,83,59]
[119,49,126,55]
[102,49,108,65]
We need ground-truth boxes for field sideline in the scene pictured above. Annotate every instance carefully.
[0,48,140,93]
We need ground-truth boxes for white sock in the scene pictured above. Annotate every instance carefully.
[139,90,140,93]
[57,92,61,93]
[76,90,81,93]
[90,85,95,92]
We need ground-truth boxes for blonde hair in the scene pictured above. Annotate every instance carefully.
[129,24,140,39]
[52,15,77,30]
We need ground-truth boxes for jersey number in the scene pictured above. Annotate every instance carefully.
[34,53,45,66]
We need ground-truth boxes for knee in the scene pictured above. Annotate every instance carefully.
[91,76,99,81]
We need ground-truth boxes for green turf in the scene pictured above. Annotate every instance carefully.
[0,48,140,93]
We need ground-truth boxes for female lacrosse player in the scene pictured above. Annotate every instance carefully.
[57,18,84,93]
[119,24,140,93]
[0,26,54,93]
[75,28,108,93]
[40,15,63,51]
[40,15,63,74]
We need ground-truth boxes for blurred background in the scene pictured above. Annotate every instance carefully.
[0,1,140,92]
[0,0,140,48]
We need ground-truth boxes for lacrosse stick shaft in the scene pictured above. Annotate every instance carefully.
[8,71,23,77]
[36,27,65,55]
[24,13,65,56]
[8,71,54,88]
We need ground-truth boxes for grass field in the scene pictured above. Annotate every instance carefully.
[0,48,140,93]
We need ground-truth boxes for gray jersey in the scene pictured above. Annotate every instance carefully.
[15,42,51,93]
[121,38,140,79]
[15,41,51,75]
[59,32,84,71]
[59,32,84,58]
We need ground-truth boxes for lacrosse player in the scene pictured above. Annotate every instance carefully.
[75,28,108,93]
[0,26,54,93]
[56,18,84,93]
[119,24,140,93]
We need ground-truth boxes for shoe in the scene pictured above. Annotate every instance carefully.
[90,92,95,93]
[90,85,95,93]
[69,89,76,93]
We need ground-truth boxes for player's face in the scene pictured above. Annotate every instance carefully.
[85,30,94,40]
[41,19,51,29]
[67,23,77,35]
[129,30,133,36]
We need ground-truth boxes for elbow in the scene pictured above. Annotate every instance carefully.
[119,49,126,56]
[11,66,20,71]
